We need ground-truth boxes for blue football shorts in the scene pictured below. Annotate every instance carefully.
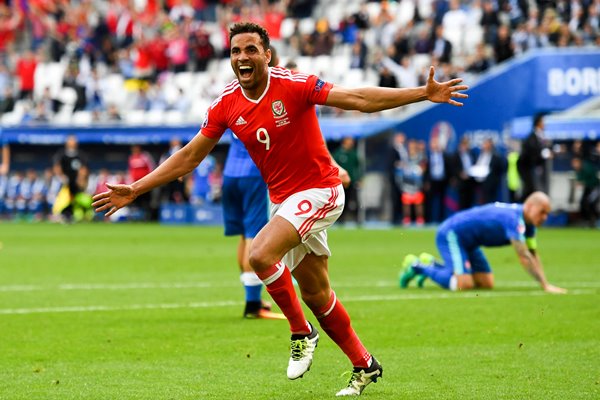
[436,229,492,275]
[222,176,269,238]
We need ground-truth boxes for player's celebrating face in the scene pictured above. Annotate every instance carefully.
[230,32,271,98]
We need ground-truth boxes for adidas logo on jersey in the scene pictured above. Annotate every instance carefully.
[235,116,247,125]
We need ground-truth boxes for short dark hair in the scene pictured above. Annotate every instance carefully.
[533,113,545,128]
[229,22,270,51]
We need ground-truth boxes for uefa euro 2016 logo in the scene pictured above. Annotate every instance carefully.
[430,121,456,151]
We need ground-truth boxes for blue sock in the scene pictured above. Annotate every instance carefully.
[413,264,454,289]
[241,272,263,302]
[245,284,262,302]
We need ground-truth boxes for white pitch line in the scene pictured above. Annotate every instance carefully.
[1,281,599,292]
[0,289,595,315]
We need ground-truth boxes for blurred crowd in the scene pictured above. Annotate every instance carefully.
[1,128,599,226]
[0,135,223,222]
[0,0,599,123]
[383,122,600,228]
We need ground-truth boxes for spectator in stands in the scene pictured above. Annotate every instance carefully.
[450,136,476,210]
[518,113,552,200]
[0,86,16,115]
[147,31,169,80]
[85,69,106,112]
[159,137,188,204]
[309,18,335,56]
[431,25,453,64]
[0,4,22,60]
[132,36,154,81]
[494,24,515,63]
[132,85,152,111]
[349,37,368,70]
[333,136,362,225]
[105,103,122,121]
[466,43,492,73]
[171,87,191,114]
[0,63,9,99]
[442,0,468,55]
[414,23,434,54]
[480,0,501,45]
[391,27,411,63]
[53,135,88,222]
[15,50,38,100]
[372,0,396,49]
[353,3,371,30]
[287,0,317,19]
[389,132,408,225]
[128,144,156,220]
[0,135,9,177]
[571,156,600,227]
[190,26,215,72]
[4,170,22,217]
[424,136,450,223]
[474,138,506,204]
[166,26,190,73]
[506,140,522,203]
[401,139,427,226]
[378,65,398,88]
[62,63,87,112]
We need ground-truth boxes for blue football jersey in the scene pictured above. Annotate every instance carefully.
[439,203,536,249]
[223,130,262,178]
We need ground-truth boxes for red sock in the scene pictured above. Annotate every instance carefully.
[256,261,309,334]
[314,291,372,368]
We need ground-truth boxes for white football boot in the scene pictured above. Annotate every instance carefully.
[287,322,319,380]
[336,357,383,396]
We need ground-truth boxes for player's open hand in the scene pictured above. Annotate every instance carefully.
[425,66,469,106]
[92,183,137,217]
[543,283,568,294]
[338,166,351,188]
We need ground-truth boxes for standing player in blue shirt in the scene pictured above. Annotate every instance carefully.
[400,192,567,293]
[222,131,285,319]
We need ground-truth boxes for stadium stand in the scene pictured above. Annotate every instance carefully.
[0,0,599,224]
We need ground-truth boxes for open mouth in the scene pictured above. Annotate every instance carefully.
[238,65,254,79]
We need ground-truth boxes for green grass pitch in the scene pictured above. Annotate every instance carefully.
[1,223,599,399]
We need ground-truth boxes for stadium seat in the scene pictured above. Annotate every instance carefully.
[72,111,93,125]
[299,18,316,35]
[295,56,313,74]
[279,18,296,39]
[1,111,22,126]
[396,0,416,26]
[124,110,146,125]
[145,109,165,125]
[164,109,184,124]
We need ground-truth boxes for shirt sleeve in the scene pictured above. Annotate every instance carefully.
[199,102,228,140]
[304,75,333,105]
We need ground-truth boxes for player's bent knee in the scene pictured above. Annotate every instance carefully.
[456,275,475,290]
[248,247,274,273]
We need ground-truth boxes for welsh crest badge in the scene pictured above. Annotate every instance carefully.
[271,100,286,117]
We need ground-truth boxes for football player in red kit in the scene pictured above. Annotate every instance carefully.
[93,22,468,396]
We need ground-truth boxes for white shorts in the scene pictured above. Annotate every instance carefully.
[270,184,345,271]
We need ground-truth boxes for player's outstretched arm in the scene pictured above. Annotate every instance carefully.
[92,134,219,217]
[325,66,468,113]
[510,239,567,294]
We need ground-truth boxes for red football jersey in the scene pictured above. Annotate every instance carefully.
[201,67,341,204]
